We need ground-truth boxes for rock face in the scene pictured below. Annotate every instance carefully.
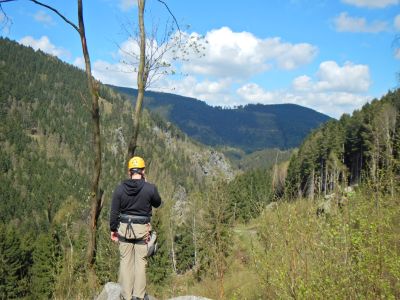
[111,127,127,155]
[96,282,121,300]
[191,150,234,181]
[172,185,189,224]
[96,283,212,300]
[169,297,212,300]
[265,201,278,211]
[316,192,350,217]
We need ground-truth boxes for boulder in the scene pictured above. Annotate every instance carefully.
[96,283,211,300]
[265,201,278,211]
[96,283,157,300]
[96,282,121,300]
[169,297,212,300]
[316,194,348,217]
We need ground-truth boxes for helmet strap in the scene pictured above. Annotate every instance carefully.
[130,168,144,178]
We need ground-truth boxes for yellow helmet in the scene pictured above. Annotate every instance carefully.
[128,156,145,169]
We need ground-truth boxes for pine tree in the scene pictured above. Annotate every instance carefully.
[148,212,171,288]
[30,233,60,299]
[0,224,30,299]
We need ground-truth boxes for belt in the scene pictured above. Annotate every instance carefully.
[118,236,147,244]
[119,214,150,224]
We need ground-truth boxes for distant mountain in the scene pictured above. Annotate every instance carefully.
[108,85,331,152]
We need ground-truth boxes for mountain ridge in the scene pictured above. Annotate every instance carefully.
[108,84,331,152]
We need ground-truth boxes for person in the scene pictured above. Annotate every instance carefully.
[110,156,162,300]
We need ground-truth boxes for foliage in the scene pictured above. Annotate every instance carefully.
[222,147,292,171]
[251,189,400,299]
[195,182,234,299]
[226,167,274,223]
[285,90,400,199]
[30,233,61,299]
[0,223,31,299]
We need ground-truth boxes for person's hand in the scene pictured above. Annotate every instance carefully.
[110,231,119,242]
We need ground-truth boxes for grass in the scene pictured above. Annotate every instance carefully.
[161,188,400,299]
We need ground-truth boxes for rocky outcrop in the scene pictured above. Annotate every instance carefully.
[96,282,212,300]
[96,282,121,300]
[265,201,278,211]
[111,127,127,155]
[191,150,234,181]
[172,185,189,224]
[316,186,355,216]
[169,297,212,300]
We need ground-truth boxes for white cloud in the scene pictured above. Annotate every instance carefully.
[73,57,85,69]
[342,0,399,8]
[292,61,371,93]
[182,27,318,79]
[250,60,371,117]
[153,76,234,106]
[313,61,371,93]
[395,14,400,31]
[156,60,372,118]
[0,12,4,23]
[93,60,137,87]
[87,28,317,96]
[18,36,70,59]
[293,75,313,91]
[334,12,388,33]
[33,10,54,26]
[73,55,137,87]
[236,83,275,104]
[119,0,137,11]
[118,37,141,62]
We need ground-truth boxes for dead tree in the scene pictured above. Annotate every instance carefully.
[0,0,103,269]
[125,0,204,158]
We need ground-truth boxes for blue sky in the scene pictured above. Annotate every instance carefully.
[1,0,399,118]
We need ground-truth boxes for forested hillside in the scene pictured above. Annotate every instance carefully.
[285,89,400,198]
[109,85,331,152]
[0,38,235,298]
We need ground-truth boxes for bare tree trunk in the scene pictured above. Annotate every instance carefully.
[1,0,104,270]
[309,169,315,200]
[170,225,177,273]
[324,162,328,196]
[76,0,103,268]
[193,212,197,267]
[127,0,147,158]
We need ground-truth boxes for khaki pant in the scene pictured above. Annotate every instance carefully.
[118,223,151,299]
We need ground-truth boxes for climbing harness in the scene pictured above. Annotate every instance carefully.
[118,214,158,257]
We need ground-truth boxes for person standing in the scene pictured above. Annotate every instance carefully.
[110,156,162,300]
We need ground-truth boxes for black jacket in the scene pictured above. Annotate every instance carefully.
[109,179,162,232]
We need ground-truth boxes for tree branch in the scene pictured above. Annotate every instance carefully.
[0,2,13,29]
[0,0,79,32]
[155,0,181,35]
[29,0,79,32]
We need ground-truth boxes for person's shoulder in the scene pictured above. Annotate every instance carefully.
[143,181,158,192]
[143,181,156,188]
[114,181,126,193]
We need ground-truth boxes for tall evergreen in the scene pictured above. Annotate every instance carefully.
[285,89,400,198]
[0,224,30,299]
[30,233,60,299]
